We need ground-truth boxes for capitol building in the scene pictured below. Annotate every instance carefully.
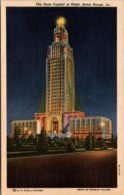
[11,17,112,140]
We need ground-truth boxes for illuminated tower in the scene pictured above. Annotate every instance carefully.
[46,17,75,115]
[11,17,112,139]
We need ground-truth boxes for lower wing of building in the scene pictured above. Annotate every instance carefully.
[11,112,112,140]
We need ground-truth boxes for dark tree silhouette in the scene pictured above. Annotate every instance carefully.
[14,127,21,147]
[85,134,93,150]
[92,135,96,149]
[67,141,75,152]
[37,127,48,153]
[99,137,105,150]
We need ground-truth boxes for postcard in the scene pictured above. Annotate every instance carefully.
[1,0,124,194]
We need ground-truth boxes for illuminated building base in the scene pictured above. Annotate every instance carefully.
[11,112,112,140]
[34,112,85,135]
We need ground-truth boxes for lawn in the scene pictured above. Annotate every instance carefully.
[7,149,117,188]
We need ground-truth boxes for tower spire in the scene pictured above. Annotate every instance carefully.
[56,16,66,27]
[53,17,68,43]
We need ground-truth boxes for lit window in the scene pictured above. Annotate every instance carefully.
[91,119,95,125]
[81,119,85,125]
[86,119,90,125]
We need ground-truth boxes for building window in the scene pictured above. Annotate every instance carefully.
[91,119,95,125]
[91,119,95,132]
[86,119,90,125]
[86,119,90,132]
[81,119,85,132]
[76,120,80,131]
[95,119,98,127]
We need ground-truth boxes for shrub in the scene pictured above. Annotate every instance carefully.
[85,134,93,150]
[67,141,75,152]
[37,128,48,153]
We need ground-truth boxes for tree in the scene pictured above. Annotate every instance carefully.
[37,127,48,153]
[67,141,75,152]
[61,140,67,147]
[110,134,115,148]
[85,134,93,150]
[99,137,105,150]
[92,135,96,149]
[28,135,34,145]
[7,135,13,151]
[113,136,117,149]
[81,138,85,148]
[14,127,21,147]
[104,141,108,150]
[72,137,78,147]
[110,134,117,148]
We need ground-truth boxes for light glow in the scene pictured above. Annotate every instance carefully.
[37,121,41,134]
[56,16,66,27]
[24,127,27,131]
[100,122,105,127]
[28,130,32,136]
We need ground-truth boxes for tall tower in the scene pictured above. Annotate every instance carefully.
[46,17,75,115]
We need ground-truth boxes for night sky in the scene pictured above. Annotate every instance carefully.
[7,7,117,136]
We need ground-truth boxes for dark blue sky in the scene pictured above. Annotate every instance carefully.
[7,7,117,136]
